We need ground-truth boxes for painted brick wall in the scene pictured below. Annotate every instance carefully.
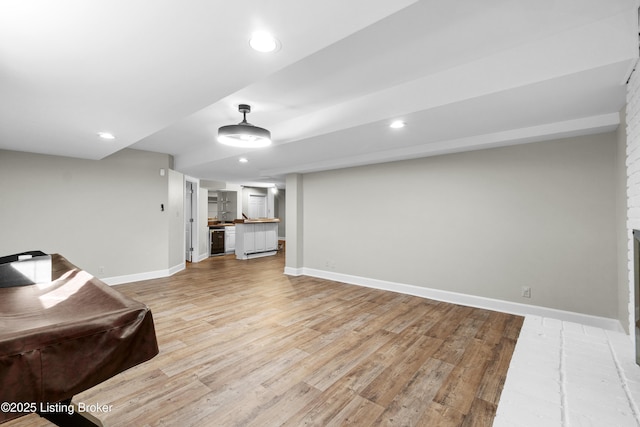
[626,68,640,334]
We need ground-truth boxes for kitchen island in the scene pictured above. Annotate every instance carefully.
[234,219,279,260]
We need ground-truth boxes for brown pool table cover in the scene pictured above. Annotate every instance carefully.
[0,254,159,423]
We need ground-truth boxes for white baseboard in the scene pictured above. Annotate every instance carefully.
[168,262,185,276]
[103,262,185,286]
[284,266,304,276]
[237,250,277,260]
[301,268,624,333]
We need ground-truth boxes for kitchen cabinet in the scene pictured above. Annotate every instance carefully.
[225,226,236,254]
[254,224,266,252]
[235,221,279,260]
[265,224,277,251]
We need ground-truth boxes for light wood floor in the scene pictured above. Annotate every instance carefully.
[6,252,523,427]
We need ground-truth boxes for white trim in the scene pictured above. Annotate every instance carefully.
[301,268,625,333]
[103,262,185,286]
[236,250,277,260]
[168,262,185,276]
[284,266,304,276]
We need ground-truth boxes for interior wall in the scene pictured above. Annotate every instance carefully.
[285,174,304,271]
[225,183,243,220]
[167,169,185,270]
[617,107,630,333]
[277,189,286,239]
[626,67,640,335]
[0,148,174,278]
[198,187,209,260]
[301,133,618,319]
[208,200,218,218]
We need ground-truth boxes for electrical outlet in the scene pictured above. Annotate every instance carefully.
[521,286,531,298]
[99,266,105,274]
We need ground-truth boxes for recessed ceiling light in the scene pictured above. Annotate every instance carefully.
[390,121,405,129]
[97,132,115,140]
[239,157,249,163]
[249,31,280,53]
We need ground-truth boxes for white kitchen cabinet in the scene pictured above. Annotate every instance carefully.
[235,222,279,260]
[265,224,278,251]
[224,226,236,253]
[254,223,267,252]
[243,226,255,254]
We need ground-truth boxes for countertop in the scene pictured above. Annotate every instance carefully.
[208,223,236,228]
[208,218,280,228]
[234,218,280,224]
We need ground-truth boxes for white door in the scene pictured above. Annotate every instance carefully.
[185,181,195,262]
[248,194,267,219]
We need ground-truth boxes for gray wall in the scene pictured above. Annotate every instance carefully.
[276,189,286,238]
[300,133,618,319]
[286,174,304,270]
[198,187,209,260]
[0,148,182,278]
[167,169,185,269]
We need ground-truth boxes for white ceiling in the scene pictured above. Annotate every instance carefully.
[1,0,637,187]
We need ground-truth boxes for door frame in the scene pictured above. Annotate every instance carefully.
[184,176,200,263]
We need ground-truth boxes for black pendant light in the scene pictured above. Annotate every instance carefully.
[217,104,271,148]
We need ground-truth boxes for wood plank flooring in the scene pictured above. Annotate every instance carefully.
[5,252,523,427]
